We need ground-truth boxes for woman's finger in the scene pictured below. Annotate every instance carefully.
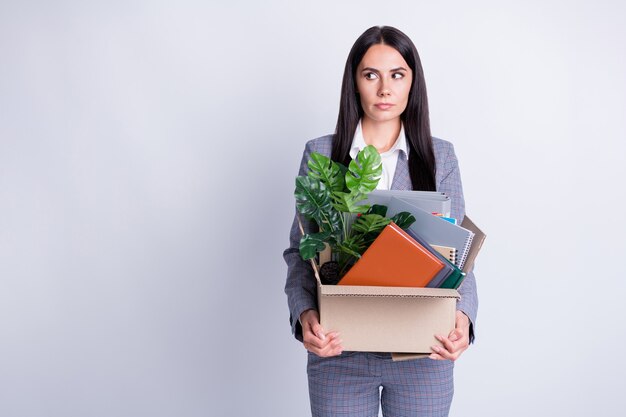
[320,337,343,357]
[306,334,343,357]
[431,335,468,361]
[430,343,454,360]
[435,335,457,354]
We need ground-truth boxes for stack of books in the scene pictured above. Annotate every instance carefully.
[337,193,485,289]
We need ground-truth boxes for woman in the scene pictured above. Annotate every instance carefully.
[284,26,478,417]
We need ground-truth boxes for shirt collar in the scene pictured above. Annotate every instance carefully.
[349,120,409,160]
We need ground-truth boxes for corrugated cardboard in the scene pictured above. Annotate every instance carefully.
[310,258,459,356]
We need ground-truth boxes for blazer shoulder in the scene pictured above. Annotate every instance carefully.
[432,136,458,164]
[304,134,334,157]
[432,136,460,184]
[432,136,455,154]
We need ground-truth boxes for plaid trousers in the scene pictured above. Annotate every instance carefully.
[308,352,454,417]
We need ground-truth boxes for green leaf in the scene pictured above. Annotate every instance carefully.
[294,176,341,233]
[352,214,391,234]
[336,237,365,259]
[345,145,382,195]
[335,235,367,274]
[299,231,333,260]
[366,204,388,217]
[331,191,370,214]
[390,211,416,230]
[307,153,346,192]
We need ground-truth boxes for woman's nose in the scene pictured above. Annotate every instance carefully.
[378,81,391,97]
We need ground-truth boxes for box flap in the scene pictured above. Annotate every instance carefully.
[320,284,460,299]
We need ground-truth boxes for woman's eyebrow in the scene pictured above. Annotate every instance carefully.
[361,66,408,72]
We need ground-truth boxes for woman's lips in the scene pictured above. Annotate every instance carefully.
[375,103,395,110]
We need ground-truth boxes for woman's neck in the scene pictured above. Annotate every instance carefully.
[361,117,401,153]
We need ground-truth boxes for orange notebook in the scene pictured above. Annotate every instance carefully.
[338,222,445,287]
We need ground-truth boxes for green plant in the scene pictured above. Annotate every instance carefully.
[294,145,415,281]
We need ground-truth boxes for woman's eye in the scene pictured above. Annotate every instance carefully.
[392,72,404,79]
[364,72,378,80]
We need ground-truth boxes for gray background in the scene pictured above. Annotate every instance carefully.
[1,0,625,416]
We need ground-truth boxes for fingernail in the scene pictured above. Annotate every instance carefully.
[435,335,443,341]
[429,354,437,360]
[431,346,440,353]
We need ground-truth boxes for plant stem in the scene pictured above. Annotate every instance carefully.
[337,210,346,244]
[343,212,350,241]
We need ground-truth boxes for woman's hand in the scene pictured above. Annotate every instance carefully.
[429,310,471,361]
[300,309,343,357]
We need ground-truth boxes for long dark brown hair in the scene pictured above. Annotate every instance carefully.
[331,26,436,191]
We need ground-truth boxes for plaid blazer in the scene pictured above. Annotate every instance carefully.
[283,134,478,343]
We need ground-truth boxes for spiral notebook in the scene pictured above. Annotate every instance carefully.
[431,244,457,264]
[460,216,486,273]
[386,197,475,270]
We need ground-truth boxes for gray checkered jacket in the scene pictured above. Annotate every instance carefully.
[283,134,478,343]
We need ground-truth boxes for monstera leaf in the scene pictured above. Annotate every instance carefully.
[345,145,382,195]
[331,191,370,214]
[336,237,365,260]
[351,213,392,247]
[352,214,391,234]
[390,211,416,230]
[307,152,346,192]
[299,231,333,260]
[366,204,388,217]
[294,176,340,233]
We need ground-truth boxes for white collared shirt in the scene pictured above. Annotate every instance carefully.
[349,120,409,190]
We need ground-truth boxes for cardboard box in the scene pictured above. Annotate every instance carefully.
[311,261,460,355]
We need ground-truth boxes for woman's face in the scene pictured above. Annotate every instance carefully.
[355,44,413,125]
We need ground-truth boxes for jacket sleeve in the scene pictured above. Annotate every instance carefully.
[283,141,319,342]
[437,142,478,343]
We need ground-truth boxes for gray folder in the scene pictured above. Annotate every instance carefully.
[367,190,452,218]
[386,197,475,270]
[404,228,454,288]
